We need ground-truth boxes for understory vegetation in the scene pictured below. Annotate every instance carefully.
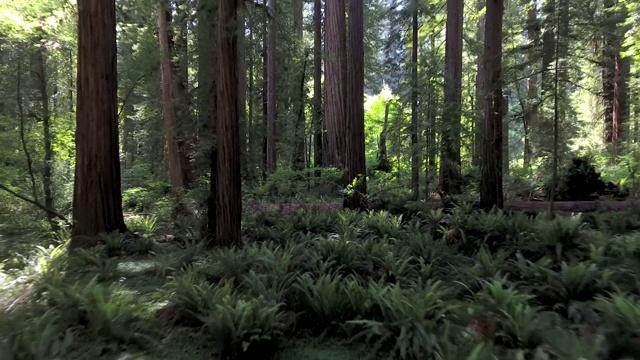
[3,198,640,360]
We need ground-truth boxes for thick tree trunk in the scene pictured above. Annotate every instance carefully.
[198,0,217,237]
[324,0,346,169]
[72,0,127,245]
[266,0,277,174]
[410,0,420,199]
[216,0,242,246]
[479,0,504,209]
[440,0,464,195]
[157,3,186,191]
[313,0,323,169]
[344,0,366,209]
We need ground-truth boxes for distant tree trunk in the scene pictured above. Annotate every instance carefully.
[603,0,629,160]
[292,52,309,170]
[344,0,366,209]
[16,53,39,205]
[247,19,255,180]
[324,0,346,169]
[473,0,485,167]
[502,95,509,177]
[72,0,127,245]
[173,0,194,188]
[376,102,392,172]
[266,0,277,174]
[198,0,217,237]
[523,2,539,168]
[34,38,58,231]
[294,0,303,38]
[313,0,323,169]
[157,2,186,191]
[440,0,463,195]
[216,0,242,246]
[261,1,268,179]
[410,0,420,199]
[479,0,504,209]
[539,0,555,161]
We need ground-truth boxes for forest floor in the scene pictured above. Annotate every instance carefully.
[2,202,640,359]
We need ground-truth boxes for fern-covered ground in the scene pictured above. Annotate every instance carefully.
[2,204,640,359]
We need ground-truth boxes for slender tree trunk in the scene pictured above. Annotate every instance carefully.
[479,0,504,209]
[292,52,309,170]
[158,2,186,191]
[376,102,392,172]
[410,0,420,199]
[502,95,509,178]
[344,0,366,209]
[313,0,323,169]
[261,1,268,179]
[216,0,242,246]
[17,55,39,205]
[247,19,255,180]
[523,2,539,168]
[440,0,464,195]
[324,0,346,169]
[34,39,58,230]
[266,0,277,174]
[72,0,127,245]
[473,0,485,166]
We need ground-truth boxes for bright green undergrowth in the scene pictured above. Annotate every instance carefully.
[2,206,640,359]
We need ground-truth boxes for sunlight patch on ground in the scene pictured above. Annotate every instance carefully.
[117,259,162,274]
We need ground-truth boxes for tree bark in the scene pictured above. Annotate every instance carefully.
[216,0,242,246]
[344,0,366,209]
[266,0,277,174]
[324,0,346,169]
[34,38,58,231]
[157,2,186,191]
[440,0,464,195]
[313,0,323,169]
[410,0,420,199]
[473,0,485,167]
[523,2,539,168]
[479,0,504,209]
[72,0,127,245]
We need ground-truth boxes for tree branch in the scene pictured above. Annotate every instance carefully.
[0,184,69,224]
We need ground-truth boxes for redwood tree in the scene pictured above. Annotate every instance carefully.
[344,0,366,209]
[324,0,346,168]
[479,0,504,209]
[266,0,277,173]
[215,0,242,246]
[313,0,323,168]
[72,0,127,245]
[440,0,463,195]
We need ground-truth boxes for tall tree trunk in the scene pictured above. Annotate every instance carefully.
[294,0,303,38]
[34,38,58,230]
[72,0,127,245]
[266,0,277,174]
[247,18,255,180]
[237,11,247,177]
[198,0,217,237]
[473,0,485,167]
[324,0,346,169]
[523,2,539,168]
[313,0,323,169]
[173,0,194,188]
[502,95,509,177]
[479,0,504,209]
[440,0,464,195]
[410,0,420,199]
[344,0,366,209]
[292,52,309,170]
[216,0,242,246]
[17,54,39,205]
[158,2,186,191]
[261,1,268,179]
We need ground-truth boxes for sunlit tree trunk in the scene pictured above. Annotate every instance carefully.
[72,0,127,246]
